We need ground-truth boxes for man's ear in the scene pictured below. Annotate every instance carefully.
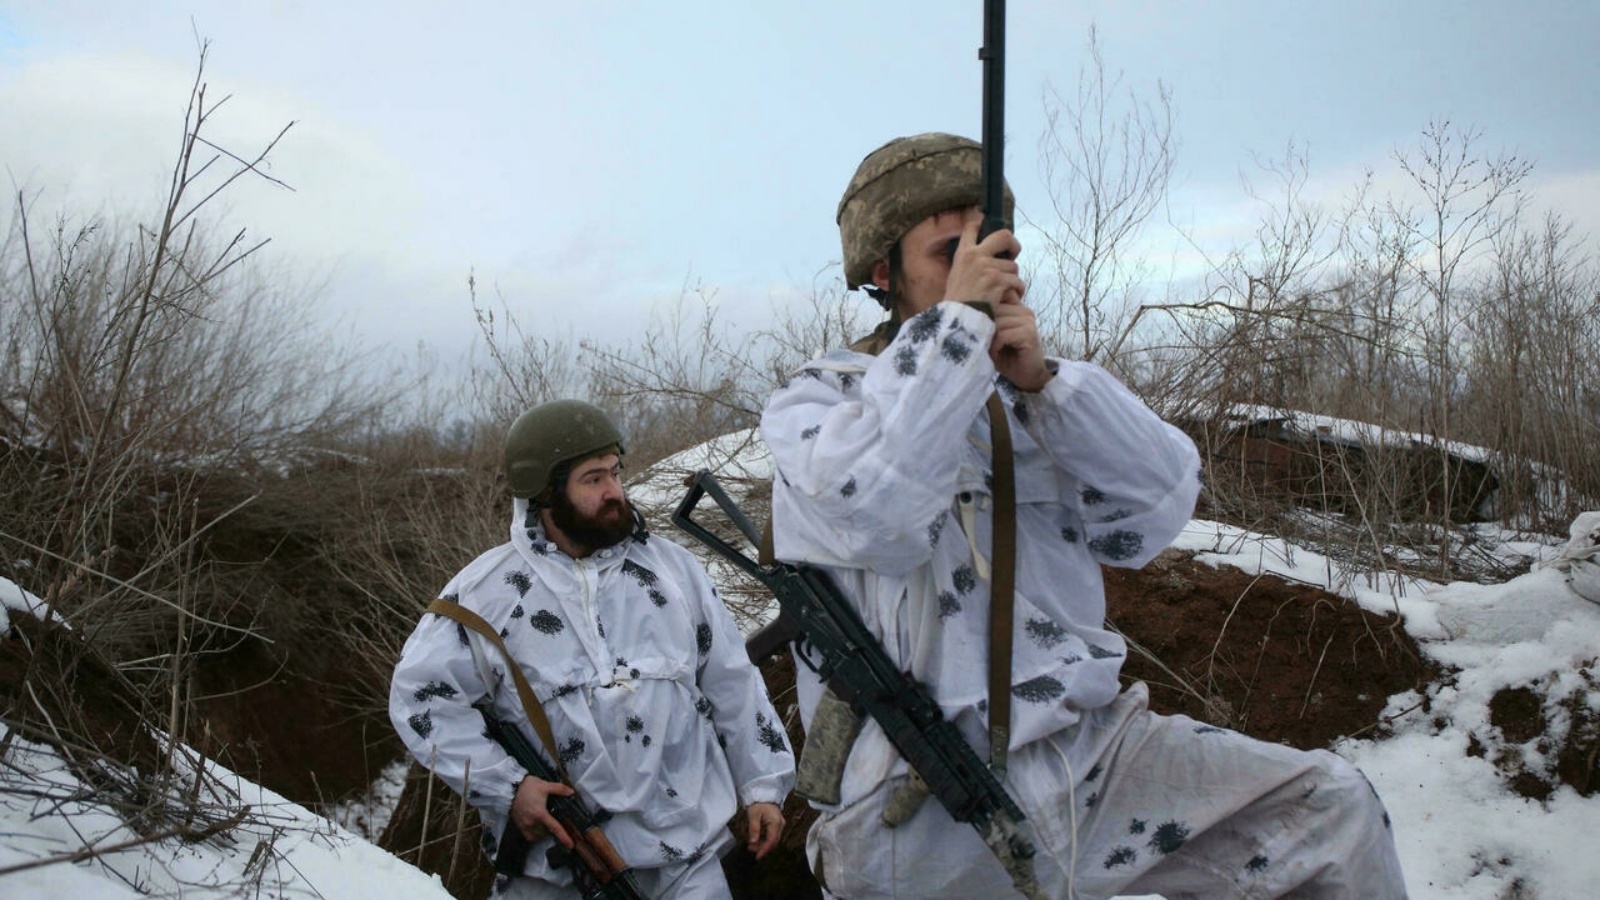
[870,258,891,293]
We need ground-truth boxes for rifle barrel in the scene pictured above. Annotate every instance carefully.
[979,0,1007,235]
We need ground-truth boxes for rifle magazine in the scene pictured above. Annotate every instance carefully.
[794,686,864,806]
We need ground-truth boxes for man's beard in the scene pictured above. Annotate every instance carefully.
[548,490,636,552]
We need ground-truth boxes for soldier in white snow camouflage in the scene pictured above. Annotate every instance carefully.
[759,133,1409,898]
[391,400,795,899]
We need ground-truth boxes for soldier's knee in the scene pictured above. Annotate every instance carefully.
[1311,751,1392,829]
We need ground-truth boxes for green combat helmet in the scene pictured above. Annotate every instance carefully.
[836,132,1015,291]
[503,400,625,499]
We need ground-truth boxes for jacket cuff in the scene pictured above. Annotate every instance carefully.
[478,759,530,819]
[738,773,790,807]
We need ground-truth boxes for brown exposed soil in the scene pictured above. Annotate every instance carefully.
[1482,672,1600,802]
[1103,549,1427,749]
[1488,686,1546,745]
[188,638,401,805]
[0,616,167,779]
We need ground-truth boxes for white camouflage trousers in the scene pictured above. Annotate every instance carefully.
[490,829,734,899]
[807,683,1407,899]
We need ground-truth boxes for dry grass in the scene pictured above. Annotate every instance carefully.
[0,43,410,881]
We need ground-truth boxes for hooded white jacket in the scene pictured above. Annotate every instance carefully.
[761,300,1201,810]
[389,502,795,883]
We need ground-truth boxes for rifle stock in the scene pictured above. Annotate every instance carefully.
[479,710,647,900]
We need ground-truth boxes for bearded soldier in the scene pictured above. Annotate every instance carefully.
[759,134,1408,898]
[391,400,795,899]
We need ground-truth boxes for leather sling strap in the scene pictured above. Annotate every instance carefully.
[759,518,777,567]
[844,315,1021,773]
[425,598,571,783]
[984,392,1017,774]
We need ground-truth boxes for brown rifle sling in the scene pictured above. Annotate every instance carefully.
[984,392,1017,774]
[758,517,777,567]
[820,316,1020,772]
[424,598,572,783]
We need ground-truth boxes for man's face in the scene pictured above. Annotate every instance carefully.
[871,206,983,318]
[547,453,634,552]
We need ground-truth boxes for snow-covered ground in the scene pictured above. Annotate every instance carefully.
[3,499,1598,898]
[1170,517,1600,899]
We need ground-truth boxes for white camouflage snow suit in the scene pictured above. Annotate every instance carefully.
[761,301,1407,898]
[389,500,796,897]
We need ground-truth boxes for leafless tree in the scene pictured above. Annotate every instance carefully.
[1460,211,1600,524]
[1390,120,1529,562]
[1029,25,1176,364]
[467,272,586,426]
[1324,170,1425,419]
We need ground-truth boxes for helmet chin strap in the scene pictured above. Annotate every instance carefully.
[883,244,911,340]
[864,242,907,326]
[850,244,910,356]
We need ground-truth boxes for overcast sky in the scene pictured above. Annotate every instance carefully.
[3,1,1596,366]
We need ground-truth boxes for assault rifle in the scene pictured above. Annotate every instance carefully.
[979,0,1009,242]
[479,708,648,900]
[672,470,1039,894]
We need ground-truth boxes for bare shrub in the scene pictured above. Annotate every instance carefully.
[0,44,391,617]
[309,432,505,722]
[1097,120,1592,581]
[0,43,418,855]
[1389,121,1531,565]
[0,616,257,878]
[584,284,769,469]
[1457,212,1600,526]
[753,266,870,383]
[466,274,587,427]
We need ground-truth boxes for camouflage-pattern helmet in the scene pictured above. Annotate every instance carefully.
[836,132,1015,291]
[503,400,625,499]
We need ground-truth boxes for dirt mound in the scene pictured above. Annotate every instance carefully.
[1104,549,1427,749]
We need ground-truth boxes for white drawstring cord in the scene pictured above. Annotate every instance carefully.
[1043,737,1081,900]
